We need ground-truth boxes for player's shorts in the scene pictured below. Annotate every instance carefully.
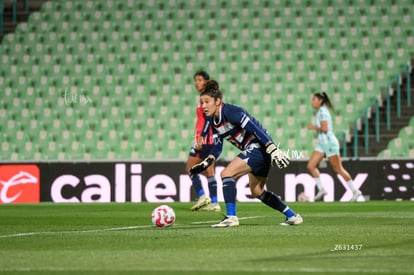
[236,143,271,178]
[315,141,340,157]
[189,144,214,159]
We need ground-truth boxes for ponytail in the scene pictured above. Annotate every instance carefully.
[201,80,223,100]
[315,92,335,113]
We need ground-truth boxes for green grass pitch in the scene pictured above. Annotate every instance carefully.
[0,201,413,274]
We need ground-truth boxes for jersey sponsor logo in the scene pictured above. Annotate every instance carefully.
[0,165,40,204]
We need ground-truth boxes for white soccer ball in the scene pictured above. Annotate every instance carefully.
[151,205,176,228]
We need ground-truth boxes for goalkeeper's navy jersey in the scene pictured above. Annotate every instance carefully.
[202,103,274,159]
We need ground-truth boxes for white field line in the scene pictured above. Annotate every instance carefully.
[0,225,153,239]
[0,216,267,239]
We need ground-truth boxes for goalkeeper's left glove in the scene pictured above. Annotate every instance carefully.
[265,143,290,169]
[189,156,215,176]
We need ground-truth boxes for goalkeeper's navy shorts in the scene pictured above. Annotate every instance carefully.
[189,144,214,159]
[237,143,271,178]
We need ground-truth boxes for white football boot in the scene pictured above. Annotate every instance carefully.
[200,203,221,212]
[280,214,303,226]
[211,216,239,228]
[351,190,362,202]
[314,189,328,201]
[191,195,211,211]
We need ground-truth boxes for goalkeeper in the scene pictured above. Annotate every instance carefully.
[190,80,303,227]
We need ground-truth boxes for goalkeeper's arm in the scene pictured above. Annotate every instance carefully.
[208,134,223,159]
[189,155,215,176]
[199,117,223,160]
[189,135,223,176]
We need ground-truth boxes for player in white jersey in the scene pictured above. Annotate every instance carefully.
[307,92,363,202]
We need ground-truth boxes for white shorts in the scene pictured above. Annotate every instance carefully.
[315,142,340,157]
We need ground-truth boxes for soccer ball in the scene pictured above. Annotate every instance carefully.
[151,205,176,228]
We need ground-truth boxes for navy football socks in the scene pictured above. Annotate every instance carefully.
[222,177,237,216]
[190,174,205,197]
[258,190,295,218]
[207,176,218,203]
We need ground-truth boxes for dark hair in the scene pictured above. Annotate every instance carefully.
[193,70,210,81]
[314,92,335,113]
[200,80,223,100]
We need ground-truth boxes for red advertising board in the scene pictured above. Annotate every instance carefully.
[0,165,40,204]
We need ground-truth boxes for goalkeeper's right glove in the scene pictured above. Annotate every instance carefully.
[265,143,290,169]
[189,156,214,176]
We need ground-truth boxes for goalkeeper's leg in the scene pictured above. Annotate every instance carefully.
[220,157,251,216]
[250,174,303,226]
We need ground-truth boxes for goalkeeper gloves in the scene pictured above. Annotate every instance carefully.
[265,143,290,169]
[189,156,214,176]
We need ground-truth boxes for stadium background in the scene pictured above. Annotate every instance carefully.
[0,0,413,202]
